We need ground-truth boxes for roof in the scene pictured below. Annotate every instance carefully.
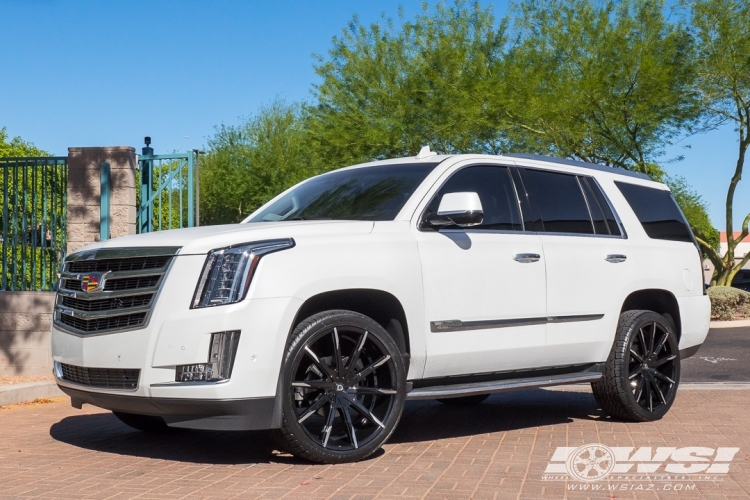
[503,153,651,180]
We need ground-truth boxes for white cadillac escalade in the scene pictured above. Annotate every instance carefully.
[51,150,710,463]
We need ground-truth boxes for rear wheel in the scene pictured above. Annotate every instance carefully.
[272,310,407,463]
[436,394,490,405]
[113,412,172,433]
[592,310,680,421]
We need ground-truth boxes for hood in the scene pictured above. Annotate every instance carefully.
[72,221,375,256]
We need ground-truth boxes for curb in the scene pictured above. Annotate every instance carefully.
[710,319,750,329]
[0,381,65,406]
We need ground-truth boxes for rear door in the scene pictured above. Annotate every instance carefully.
[415,163,547,378]
[517,168,630,366]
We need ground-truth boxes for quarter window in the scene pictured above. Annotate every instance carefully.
[615,182,694,243]
[424,166,523,231]
[520,169,594,234]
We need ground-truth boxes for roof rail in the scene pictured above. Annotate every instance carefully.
[504,153,651,180]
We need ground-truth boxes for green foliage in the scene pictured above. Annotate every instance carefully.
[0,127,49,157]
[686,0,750,285]
[503,0,701,173]
[308,1,509,167]
[199,100,317,225]
[707,286,750,320]
[665,175,719,254]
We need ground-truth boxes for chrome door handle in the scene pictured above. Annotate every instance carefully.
[514,253,541,263]
[606,254,627,263]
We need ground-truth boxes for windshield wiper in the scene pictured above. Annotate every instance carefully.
[289,216,332,221]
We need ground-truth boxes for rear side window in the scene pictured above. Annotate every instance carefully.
[615,182,694,242]
[520,169,594,234]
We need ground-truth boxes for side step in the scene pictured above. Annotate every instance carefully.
[406,372,602,400]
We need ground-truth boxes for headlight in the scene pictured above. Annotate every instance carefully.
[191,238,295,308]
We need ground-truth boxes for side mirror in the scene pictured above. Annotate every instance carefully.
[425,192,484,228]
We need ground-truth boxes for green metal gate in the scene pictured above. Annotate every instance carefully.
[0,157,68,291]
[137,139,195,233]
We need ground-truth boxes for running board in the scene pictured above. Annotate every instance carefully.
[406,372,602,400]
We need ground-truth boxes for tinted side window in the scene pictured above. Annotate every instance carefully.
[425,166,522,231]
[520,169,594,234]
[585,178,622,236]
[615,182,694,242]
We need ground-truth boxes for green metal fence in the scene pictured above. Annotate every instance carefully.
[1,157,67,291]
[137,147,195,233]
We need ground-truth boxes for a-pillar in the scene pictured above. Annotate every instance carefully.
[66,147,137,255]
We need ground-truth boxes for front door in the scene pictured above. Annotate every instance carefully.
[415,164,547,379]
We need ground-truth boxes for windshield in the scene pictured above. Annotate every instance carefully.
[248,163,440,222]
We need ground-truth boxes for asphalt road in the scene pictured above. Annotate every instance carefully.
[681,326,750,382]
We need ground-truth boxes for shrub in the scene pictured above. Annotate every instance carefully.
[707,286,750,321]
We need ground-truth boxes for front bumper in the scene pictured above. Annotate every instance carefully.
[60,385,279,430]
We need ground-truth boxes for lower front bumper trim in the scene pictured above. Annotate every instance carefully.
[59,385,278,431]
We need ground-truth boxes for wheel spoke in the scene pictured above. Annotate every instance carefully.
[341,405,359,449]
[651,354,677,367]
[634,377,645,402]
[653,371,675,385]
[629,367,642,380]
[292,380,336,390]
[630,348,644,363]
[321,403,336,448]
[652,379,668,404]
[343,393,386,429]
[346,330,368,376]
[638,328,648,358]
[645,379,653,412]
[649,322,657,357]
[355,354,391,382]
[332,327,344,377]
[653,330,669,357]
[304,346,336,379]
[298,393,331,424]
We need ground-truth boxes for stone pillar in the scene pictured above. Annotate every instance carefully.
[66,147,137,255]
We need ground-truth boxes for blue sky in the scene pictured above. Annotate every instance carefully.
[0,0,746,229]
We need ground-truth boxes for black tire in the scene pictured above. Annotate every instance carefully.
[271,310,407,463]
[113,411,172,433]
[592,310,680,422]
[436,394,490,405]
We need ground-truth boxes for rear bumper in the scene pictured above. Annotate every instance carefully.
[59,384,279,431]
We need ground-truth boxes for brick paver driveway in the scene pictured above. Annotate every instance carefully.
[1,387,749,499]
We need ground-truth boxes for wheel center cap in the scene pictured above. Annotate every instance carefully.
[642,362,649,370]
[335,383,344,392]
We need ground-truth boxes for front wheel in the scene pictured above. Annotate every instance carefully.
[592,310,680,421]
[272,310,407,463]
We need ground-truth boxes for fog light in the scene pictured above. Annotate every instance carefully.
[176,331,240,382]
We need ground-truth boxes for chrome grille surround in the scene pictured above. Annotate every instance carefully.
[53,247,180,337]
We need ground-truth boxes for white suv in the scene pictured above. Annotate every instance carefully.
[51,151,710,463]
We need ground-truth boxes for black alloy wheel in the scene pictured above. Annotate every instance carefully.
[592,310,680,422]
[273,310,406,463]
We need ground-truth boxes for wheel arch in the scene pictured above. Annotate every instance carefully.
[620,289,681,339]
[290,288,411,357]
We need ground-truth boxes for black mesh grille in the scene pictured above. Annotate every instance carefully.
[61,294,153,312]
[60,363,139,389]
[68,256,171,273]
[64,279,82,291]
[59,312,147,333]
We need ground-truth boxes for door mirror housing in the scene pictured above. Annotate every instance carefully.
[425,192,484,228]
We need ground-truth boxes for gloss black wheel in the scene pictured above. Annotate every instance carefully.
[592,310,680,421]
[272,310,406,463]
